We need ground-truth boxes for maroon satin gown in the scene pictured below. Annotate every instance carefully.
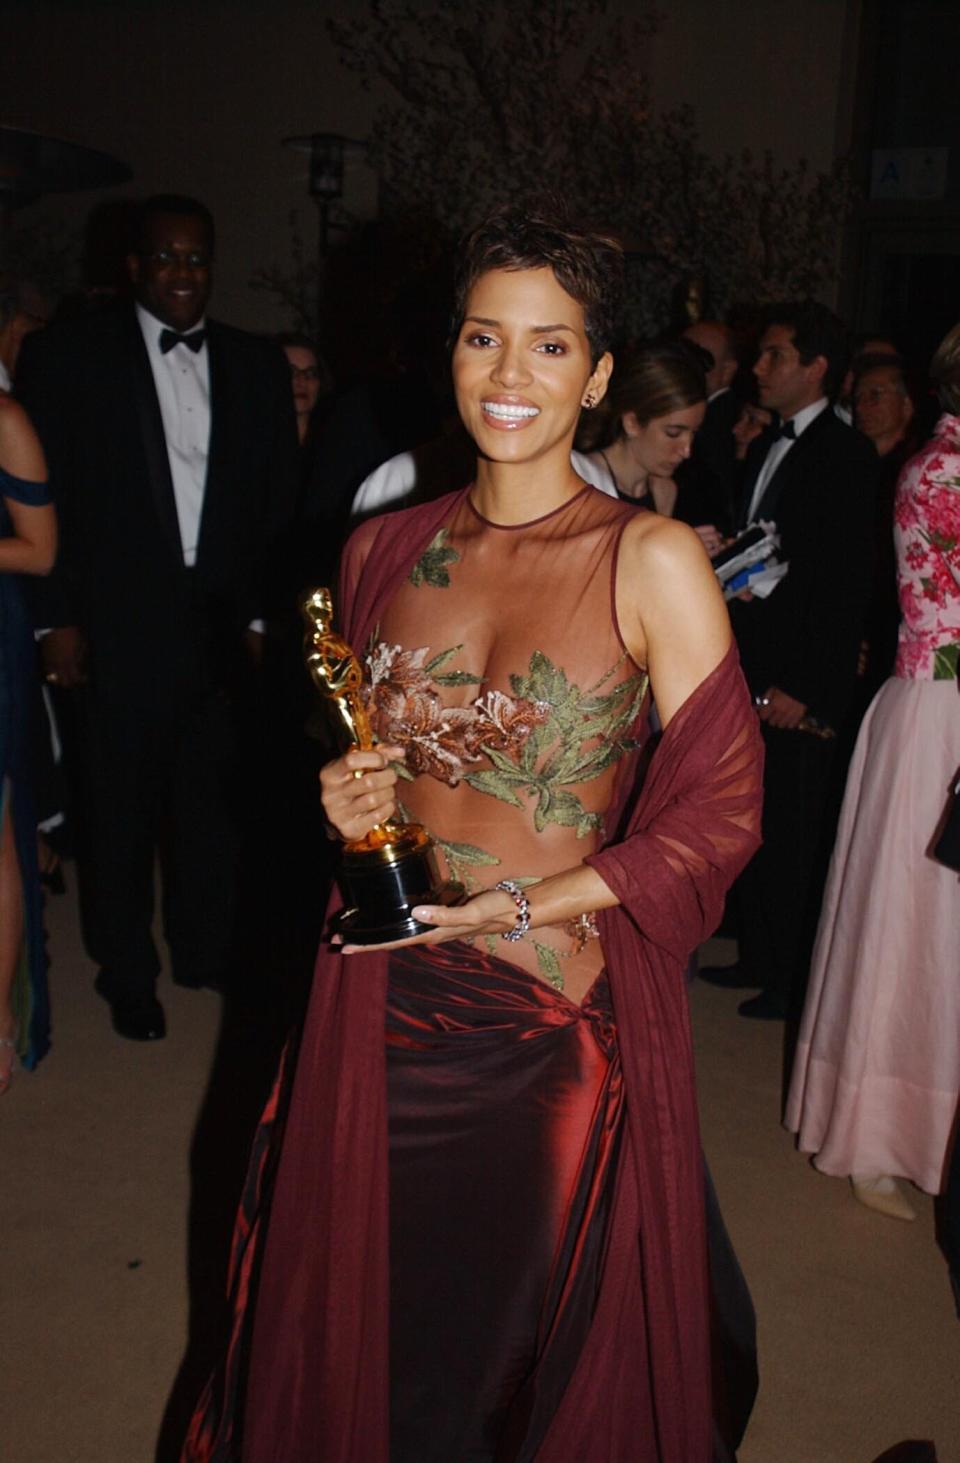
[182,486,763,1463]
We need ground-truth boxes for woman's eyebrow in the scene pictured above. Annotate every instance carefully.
[463,316,577,335]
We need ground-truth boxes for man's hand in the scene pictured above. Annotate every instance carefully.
[756,686,807,730]
[692,524,724,558]
[41,626,88,687]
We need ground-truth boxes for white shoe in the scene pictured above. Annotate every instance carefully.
[851,1175,917,1222]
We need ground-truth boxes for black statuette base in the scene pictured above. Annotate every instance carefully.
[336,840,465,945]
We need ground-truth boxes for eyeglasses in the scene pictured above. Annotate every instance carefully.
[289,364,320,381]
[854,386,904,405]
[142,249,212,270]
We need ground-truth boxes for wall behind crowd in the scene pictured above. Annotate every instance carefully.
[2,0,854,333]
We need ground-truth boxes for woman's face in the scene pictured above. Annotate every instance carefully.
[452,266,611,465]
[284,344,322,419]
[622,401,705,478]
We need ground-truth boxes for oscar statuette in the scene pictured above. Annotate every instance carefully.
[302,587,465,944]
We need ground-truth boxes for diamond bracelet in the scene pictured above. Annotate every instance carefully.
[495,879,531,943]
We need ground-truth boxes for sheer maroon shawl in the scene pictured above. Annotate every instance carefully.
[183,488,763,1463]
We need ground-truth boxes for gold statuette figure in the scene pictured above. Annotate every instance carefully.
[301,587,464,941]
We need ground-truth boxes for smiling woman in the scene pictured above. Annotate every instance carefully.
[184,205,763,1463]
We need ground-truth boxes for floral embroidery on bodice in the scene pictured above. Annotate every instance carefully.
[367,486,649,992]
[894,414,960,680]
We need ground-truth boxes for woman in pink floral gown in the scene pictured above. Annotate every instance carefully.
[786,323,960,1220]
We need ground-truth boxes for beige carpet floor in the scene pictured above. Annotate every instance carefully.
[3,887,958,1462]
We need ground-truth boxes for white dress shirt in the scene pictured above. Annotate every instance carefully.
[350,446,617,520]
[136,304,210,566]
[746,396,828,524]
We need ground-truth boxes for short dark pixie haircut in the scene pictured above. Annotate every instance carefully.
[764,300,848,398]
[451,204,624,365]
[136,194,216,256]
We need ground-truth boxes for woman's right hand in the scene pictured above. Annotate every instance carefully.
[319,744,405,842]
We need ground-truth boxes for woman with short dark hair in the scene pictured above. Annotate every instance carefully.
[185,206,762,1462]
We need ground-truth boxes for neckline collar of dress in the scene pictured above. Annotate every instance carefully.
[466,482,592,531]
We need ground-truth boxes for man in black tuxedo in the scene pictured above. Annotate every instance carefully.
[17,195,299,1040]
[701,302,878,1019]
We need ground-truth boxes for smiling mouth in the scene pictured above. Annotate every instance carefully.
[481,401,540,426]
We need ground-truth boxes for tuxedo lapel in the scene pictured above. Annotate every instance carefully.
[749,409,833,525]
[125,312,184,566]
[197,321,228,566]
[737,430,776,528]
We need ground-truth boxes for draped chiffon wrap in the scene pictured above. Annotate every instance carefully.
[183,488,763,1463]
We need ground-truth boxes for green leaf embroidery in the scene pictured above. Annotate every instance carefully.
[432,832,501,894]
[463,769,527,808]
[388,644,647,840]
[473,652,648,832]
[533,941,565,993]
[423,644,485,686]
[408,529,460,589]
[933,641,960,681]
[423,645,461,673]
[434,670,486,686]
[436,838,500,867]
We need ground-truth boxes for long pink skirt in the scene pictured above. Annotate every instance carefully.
[786,676,960,1194]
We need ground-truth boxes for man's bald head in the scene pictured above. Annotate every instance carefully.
[683,320,738,396]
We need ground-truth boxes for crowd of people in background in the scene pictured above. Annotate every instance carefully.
[1,192,959,1427]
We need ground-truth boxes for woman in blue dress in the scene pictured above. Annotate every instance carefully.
[0,392,56,1093]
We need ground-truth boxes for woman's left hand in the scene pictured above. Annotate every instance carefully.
[335,887,518,954]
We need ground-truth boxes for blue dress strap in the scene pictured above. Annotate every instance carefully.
[0,465,51,507]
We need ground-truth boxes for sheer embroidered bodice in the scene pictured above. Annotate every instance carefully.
[365,485,648,995]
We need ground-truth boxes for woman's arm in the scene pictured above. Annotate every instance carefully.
[0,398,55,575]
[617,512,731,724]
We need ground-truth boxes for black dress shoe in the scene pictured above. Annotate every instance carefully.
[738,991,787,1020]
[698,963,761,991]
[109,1000,167,1041]
[171,969,225,993]
[94,973,167,1041]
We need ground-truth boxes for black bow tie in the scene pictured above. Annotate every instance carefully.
[775,419,797,441]
[159,327,206,355]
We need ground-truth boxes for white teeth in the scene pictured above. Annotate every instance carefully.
[482,402,539,420]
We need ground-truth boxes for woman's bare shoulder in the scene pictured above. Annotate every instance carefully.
[0,395,47,480]
[619,509,706,576]
[617,509,731,658]
[0,391,28,433]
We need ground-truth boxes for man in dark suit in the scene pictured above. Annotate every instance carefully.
[701,302,878,1019]
[677,320,742,536]
[17,195,299,1040]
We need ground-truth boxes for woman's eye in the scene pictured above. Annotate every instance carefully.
[466,332,496,348]
[537,341,566,356]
